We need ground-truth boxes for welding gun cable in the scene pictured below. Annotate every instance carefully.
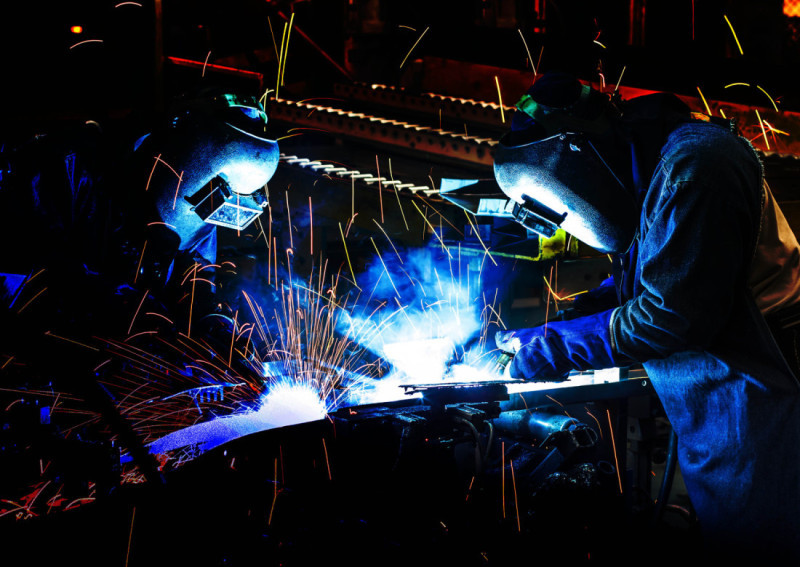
[391,426,413,473]
[652,427,678,526]
[454,417,484,475]
[483,421,495,461]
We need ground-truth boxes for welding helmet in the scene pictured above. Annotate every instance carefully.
[493,73,637,254]
[144,89,279,250]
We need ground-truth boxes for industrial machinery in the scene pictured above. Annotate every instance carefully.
[6,1,800,564]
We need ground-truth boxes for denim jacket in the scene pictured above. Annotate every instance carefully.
[611,97,800,556]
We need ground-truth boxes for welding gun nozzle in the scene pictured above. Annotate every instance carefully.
[495,353,513,373]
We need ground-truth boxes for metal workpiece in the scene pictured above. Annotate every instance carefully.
[278,153,436,194]
[268,97,498,167]
[333,82,514,131]
[492,409,578,440]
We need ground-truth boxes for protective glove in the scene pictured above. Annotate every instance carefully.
[495,308,629,381]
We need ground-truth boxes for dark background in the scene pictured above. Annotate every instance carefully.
[1,1,799,125]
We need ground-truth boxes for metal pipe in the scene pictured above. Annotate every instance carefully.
[653,427,678,525]
[491,409,579,445]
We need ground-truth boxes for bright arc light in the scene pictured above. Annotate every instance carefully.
[254,381,328,427]
[70,25,83,34]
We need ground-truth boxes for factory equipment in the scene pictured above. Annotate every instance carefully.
[9,2,800,563]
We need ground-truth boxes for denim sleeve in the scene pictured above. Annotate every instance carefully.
[612,174,757,361]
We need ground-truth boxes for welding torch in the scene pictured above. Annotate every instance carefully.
[495,352,514,376]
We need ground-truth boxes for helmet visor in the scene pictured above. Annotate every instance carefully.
[493,131,636,254]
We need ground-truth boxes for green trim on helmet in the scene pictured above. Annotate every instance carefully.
[514,84,611,135]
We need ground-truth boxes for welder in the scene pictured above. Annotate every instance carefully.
[0,88,281,487]
[107,89,280,320]
[493,72,800,559]
[1,88,279,336]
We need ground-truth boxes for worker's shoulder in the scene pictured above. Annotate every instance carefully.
[658,120,760,186]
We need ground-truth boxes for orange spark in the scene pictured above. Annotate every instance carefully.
[494,76,505,123]
[171,171,184,210]
[127,289,150,335]
[309,196,314,256]
[606,409,623,494]
[202,51,211,77]
[187,263,198,338]
[400,26,429,69]
[268,457,278,525]
[322,438,332,480]
[125,507,136,567]
[69,39,103,50]
[510,459,521,532]
[376,155,384,223]
[501,441,506,518]
[134,240,147,284]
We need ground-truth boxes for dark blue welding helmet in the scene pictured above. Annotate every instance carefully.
[493,73,637,254]
[146,90,279,247]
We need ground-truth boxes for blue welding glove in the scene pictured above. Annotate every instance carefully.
[495,308,629,381]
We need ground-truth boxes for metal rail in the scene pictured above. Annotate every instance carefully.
[269,98,498,168]
[278,153,437,195]
[332,82,514,130]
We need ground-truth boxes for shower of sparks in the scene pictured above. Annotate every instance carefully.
[100,256,386,460]
[724,82,779,112]
[370,237,400,298]
[463,211,496,266]
[412,201,453,258]
[3,178,511,511]
[399,26,429,69]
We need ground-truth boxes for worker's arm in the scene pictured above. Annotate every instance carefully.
[611,136,759,361]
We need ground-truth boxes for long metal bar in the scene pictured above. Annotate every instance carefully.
[333,82,513,131]
[269,98,498,168]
